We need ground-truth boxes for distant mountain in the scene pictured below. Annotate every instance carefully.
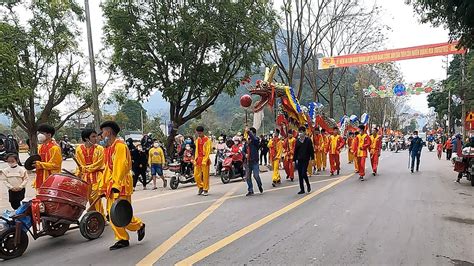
[143,91,170,118]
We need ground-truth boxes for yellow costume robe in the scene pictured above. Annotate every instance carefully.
[34,140,62,189]
[268,137,283,183]
[75,144,105,217]
[103,139,143,241]
[194,136,212,192]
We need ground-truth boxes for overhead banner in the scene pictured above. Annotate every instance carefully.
[318,41,466,70]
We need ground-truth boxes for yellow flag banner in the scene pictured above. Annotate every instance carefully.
[318,42,466,70]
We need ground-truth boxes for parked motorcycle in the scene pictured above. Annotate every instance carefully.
[220,151,245,184]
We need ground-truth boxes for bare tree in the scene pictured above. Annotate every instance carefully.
[269,0,335,98]
[318,1,386,117]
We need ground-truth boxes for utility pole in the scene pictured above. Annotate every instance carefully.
[85,0,101,131]
[460,52,467,139]
[446,55,451,134]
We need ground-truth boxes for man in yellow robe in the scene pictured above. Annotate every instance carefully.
[33,124,62,191]
[100,121,145,250]
[75,128,105,217]
[268,129,283,187]
[194,126,212,196]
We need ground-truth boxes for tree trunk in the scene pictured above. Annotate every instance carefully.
[27,124,38,155]
[165,124,179,161]
[328,69,334,117]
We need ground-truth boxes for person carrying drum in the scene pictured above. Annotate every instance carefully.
[75,129,105,217]
[100,121,145,250]
[33,124,62,191]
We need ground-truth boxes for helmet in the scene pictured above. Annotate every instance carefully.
[218,136,224,141]
[184,138,192,144]
[232,136,241,142]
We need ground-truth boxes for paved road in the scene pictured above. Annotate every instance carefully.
[1,149,473,265]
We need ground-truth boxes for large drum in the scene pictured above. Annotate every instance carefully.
[36,174,89,221]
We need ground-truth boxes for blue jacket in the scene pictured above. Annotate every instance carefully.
[409,137,423,155]
[244,131,260,164]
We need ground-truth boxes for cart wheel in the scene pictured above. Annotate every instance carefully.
[0,228,29,260]
[469,172,474,187]
[170,176,179,190]
[80,211,105,240]
[45,221,70,237]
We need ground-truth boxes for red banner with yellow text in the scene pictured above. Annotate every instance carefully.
[318,42,466,70]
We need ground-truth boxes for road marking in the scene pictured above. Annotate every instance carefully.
[135,177,340,216]
[175,173,353,266]
[136,187,238,266]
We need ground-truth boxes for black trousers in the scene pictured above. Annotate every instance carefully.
[260,151,268,165]
[296,160,311,192]
[446,149,452,160]
[9,188,25,209]
[133,167,147,188]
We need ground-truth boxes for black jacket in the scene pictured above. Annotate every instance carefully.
[409,137,423,154]
[131,149,148,170]
[294,137,315,162]
[244,131,260,163]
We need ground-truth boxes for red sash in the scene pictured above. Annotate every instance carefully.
[80,145,97,184]
[36,141,55,188]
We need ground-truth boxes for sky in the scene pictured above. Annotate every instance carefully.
[47,1,453,116]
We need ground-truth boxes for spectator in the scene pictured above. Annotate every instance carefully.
[1,153,28,209]
[259,134,268,166]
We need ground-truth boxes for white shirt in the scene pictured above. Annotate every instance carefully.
[1,166,28,190]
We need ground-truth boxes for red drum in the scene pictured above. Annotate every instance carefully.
[36,173,89,221]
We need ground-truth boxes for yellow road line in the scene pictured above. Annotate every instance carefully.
[136,187,238,266]
[175,173,353,266]
[135,177,339,216]
[133,175,333,203]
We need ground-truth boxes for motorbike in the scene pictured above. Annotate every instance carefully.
[61,142,75,160]
[382,141,387,151]
[427,141,435,152]
[168,159,195,190]
[220,151,245,184]
[215,149,226,176]
[453,147,474,186]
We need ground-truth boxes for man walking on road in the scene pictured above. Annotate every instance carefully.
[445,137,453,160]
[355,125,371,181]
[244,127,263,196]
[268,129,283,187]
[194,126,212,196]
[369,128,382,176]
[409,130,423,173]
[327,127,344,176]
[347,132,355,164]
[294,126,314,194]
[75,129,105,217]
[283,129,296,181]
[100,121,145,250]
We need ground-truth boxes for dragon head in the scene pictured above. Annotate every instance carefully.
[249,80,286,112]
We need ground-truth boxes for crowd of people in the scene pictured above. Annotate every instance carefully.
[1,119,471,251]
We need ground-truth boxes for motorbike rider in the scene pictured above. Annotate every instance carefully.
[455,136,473,183]
[182,143,194,176]
[230,136,245,178]
[59,135,72,158]
[215,136,227,175]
